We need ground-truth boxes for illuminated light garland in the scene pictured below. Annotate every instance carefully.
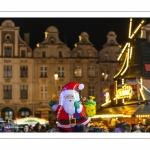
[138,81,150,93]
[113,55,127,78]
[91,114,123,118]
[115,19,144,78]
[130,20,145,39]
[130,47,133,59]
[123,115,131,118]
[121,51,129,76]
[128,18,132,38]
[117,42,129,61]
[139,88,146,100]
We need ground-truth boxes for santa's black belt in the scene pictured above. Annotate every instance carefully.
[58,116,87,124]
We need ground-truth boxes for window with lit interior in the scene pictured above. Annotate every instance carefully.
[4,110,13,120]
[74,66,82,77]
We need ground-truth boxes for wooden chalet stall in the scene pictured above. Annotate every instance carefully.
[92,105,139,126]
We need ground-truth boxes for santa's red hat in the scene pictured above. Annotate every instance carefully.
[60,82,84,100]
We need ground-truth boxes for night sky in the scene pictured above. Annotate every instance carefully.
[0,18,149,50]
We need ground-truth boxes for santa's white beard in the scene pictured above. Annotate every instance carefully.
[63,99,75,116]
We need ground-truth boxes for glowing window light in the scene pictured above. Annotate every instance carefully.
[36,43,39,47]
[117,42,129,61]
[74,43,77,47]
[79,36,81,41]
[44,32,48,38]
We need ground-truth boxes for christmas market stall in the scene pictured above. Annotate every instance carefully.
[133,101,150,126]
[92,105,140,126]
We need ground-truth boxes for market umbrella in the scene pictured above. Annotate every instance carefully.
[14,117,49,126]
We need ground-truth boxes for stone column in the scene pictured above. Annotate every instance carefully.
[14,30,18,57]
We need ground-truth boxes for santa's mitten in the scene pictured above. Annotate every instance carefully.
[49,100,56,107]
[74,101,80,109]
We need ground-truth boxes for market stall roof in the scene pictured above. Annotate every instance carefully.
[133,104,150,115]
[93,104,140,118]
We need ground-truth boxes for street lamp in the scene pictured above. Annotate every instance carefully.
[54,73,58,94]
[102,70,108,81]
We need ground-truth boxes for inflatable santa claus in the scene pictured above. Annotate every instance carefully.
[49,82,91,132]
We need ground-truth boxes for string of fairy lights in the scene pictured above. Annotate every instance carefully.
[114,18,145,79]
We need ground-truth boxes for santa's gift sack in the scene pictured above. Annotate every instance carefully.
[83,101,96,117]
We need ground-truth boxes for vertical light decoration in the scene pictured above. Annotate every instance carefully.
[114,18,145,78]
[139,77,146,100]
[122,78,124,85]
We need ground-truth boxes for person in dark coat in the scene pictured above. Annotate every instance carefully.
[72,124,88,132]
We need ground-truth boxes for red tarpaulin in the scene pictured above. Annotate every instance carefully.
[145,64,150,71]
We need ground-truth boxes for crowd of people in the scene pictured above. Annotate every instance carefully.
[0,119,148,132]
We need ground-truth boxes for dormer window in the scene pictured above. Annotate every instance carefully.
[88,51,92,57]
[77,51,81,57]
[59,51,62,57]
[4,46,12,57]
[109,40,115,44]
[42,51,46,58]
[82,38,87,43]
[21,50,26,57]
[49,37,55,44]
[104,54,109,61]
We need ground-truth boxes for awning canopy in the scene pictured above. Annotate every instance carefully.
[134,104,150,116]
[93,104,140,118]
